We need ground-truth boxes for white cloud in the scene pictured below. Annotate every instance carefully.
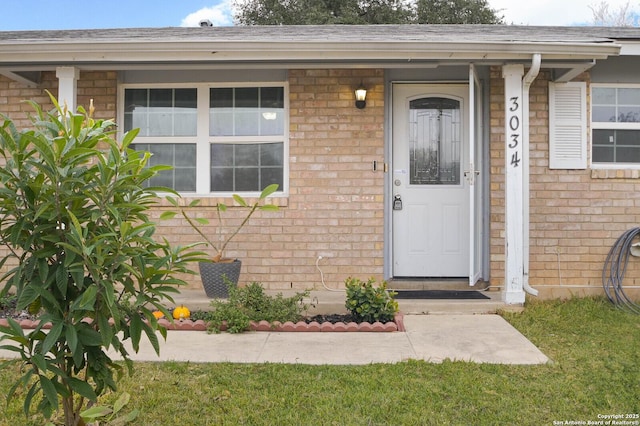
[490,0,638,26]
[180,1,235,27]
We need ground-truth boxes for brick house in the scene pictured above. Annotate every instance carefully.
[1,25,640,304]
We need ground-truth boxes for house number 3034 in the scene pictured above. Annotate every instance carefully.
[508,96,521,168]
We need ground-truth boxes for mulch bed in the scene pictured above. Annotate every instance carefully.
[0,301,405,332]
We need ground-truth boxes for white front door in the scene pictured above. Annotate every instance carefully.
[392,84,470,277]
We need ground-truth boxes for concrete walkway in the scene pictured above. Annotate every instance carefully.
[0,290,550,365]
[103,314,549,365]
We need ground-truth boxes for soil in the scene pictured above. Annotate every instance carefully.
[0,296,38,321]
[1,297,393,325]
[304,314,394,324]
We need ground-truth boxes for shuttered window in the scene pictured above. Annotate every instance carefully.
[548,82,587,169]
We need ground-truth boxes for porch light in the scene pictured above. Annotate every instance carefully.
[355,84,367,109]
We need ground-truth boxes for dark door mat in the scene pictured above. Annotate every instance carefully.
[392,290,490,300]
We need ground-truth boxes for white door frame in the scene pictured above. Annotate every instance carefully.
[388,71,485,283]
[468,65,483,286]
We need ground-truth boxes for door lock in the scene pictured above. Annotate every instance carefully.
[393,195,403,210]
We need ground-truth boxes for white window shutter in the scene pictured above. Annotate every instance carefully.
[548,81,587,169]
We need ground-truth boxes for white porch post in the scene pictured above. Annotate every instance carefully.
[502,64,526,304]
[55,66,79,112]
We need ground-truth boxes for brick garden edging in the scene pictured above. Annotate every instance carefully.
[0,313,406,333]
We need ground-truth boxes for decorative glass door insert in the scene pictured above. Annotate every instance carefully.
[409,97,461,185]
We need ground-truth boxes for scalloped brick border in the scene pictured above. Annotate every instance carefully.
[0,313,405,332]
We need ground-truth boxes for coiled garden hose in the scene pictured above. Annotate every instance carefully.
[602,227,640,314]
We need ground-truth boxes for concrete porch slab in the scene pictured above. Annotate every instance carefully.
[168,288,521,316]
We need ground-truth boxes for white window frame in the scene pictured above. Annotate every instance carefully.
[591,83,640,170]
[118,82,289,197]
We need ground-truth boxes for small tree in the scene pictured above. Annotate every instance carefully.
[233,0,504,25]
[416,0,504,24]
[0,95,203,425]
[590,1,638,26]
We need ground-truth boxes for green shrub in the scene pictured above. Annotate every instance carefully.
[345,277,398,323]
[0,95,203,425]
[205,282,310,333]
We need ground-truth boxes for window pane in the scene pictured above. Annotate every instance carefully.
[131,143,196,191]
[235,111,260,136]
[261,87,284,108]
[261,87,284,135]
[592,106,616,123]
[125,88,148,109]
[124,88,197,136]
[175,89,197,109]
[211,168,233,191]
[261,143,284,166]
[149,172,173,188]
[616,106,640,123]
[210,88,233,108]
[175,169,196,191]
[261,110,284,135]
[593,146,614,163]
[148,111,174,136]
[593,129,614,145]
[174,113,197,136]
[262,167,284,188]
[236,88,259,108]
[236,168,259,191]
[616,130,640,146]
[148,144,173,166]
[617,147,640,163]
[209,87,284,137]
[210,111,233,136]
[593,88,616,105]
[617,88,640,105]
[235,144,259,166]
[175,144,196,167]
[149,89,172,108]
[211,144,234,167]
[124,89,148,134]
[210,143,284,192]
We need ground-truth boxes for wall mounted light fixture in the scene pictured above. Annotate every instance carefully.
[355,84,367,109]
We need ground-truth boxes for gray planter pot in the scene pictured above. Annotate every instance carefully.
[198,260,241,298]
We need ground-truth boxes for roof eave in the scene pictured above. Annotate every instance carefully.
[0,40,621,65]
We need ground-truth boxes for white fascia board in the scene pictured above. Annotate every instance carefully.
[0,40,621,64]
[615,41,640,55]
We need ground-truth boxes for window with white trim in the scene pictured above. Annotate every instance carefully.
[592,85,640,165]
[122,84,287,194]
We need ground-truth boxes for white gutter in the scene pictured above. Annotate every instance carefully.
[0,41,621,64]
[522,53,541,297]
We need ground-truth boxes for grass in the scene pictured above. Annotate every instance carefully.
[1,297,639,425]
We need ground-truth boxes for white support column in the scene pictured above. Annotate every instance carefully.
[55,66,79,112]
[502,64,526,304]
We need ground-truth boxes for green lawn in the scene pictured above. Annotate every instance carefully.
[1,297,639,425]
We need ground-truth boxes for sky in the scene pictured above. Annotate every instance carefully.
[0,0,635,31]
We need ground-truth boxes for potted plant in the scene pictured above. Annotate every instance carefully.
[162,184,279,298]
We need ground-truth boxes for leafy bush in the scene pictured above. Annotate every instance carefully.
[345,277,398,323]
[0,293,17,311]
[0,95,203,425]
[205,282,310,333]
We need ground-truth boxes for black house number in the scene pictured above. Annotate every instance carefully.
[508,96,521,168]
